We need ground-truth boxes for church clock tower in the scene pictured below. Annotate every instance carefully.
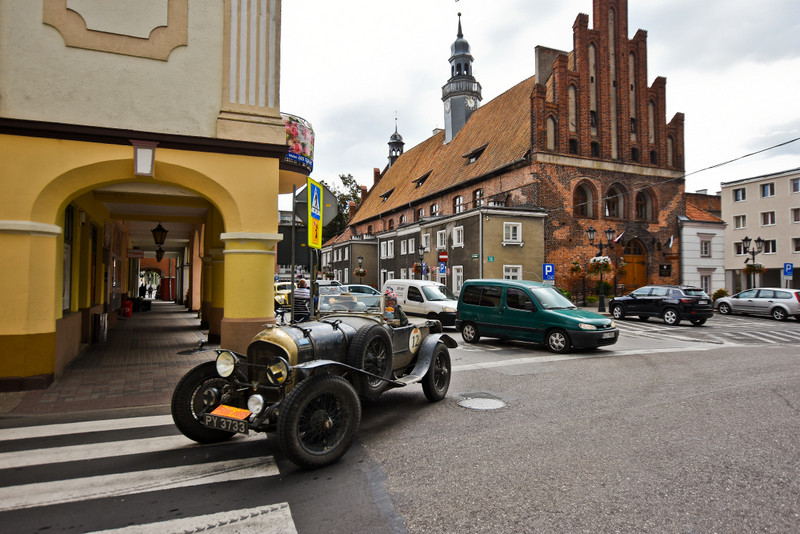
[442,13,482,143]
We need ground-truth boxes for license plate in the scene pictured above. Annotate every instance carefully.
[602,331,616,339]
[203,405,251,434]
[698,300,707,304]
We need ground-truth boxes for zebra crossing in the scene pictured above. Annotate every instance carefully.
[614,314,800,346]
[0,415,298,533]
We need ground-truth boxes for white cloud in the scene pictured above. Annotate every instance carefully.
[281,0,800,196]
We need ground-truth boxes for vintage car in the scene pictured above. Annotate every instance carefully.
[172,293,457,469]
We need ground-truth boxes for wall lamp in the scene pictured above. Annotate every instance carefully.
[155,247,165,262]
[131,140,158,176]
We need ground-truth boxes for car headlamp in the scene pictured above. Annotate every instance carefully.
[578,323,597,330]
[609,321,616,328]
[442,306,456,313]
[264,356,290,386]
[215,351,238,377]
[247,394,265,415]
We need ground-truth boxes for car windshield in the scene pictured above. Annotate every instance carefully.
[319,286,342,296]
[422,284,456,301]
[531,287,577,309]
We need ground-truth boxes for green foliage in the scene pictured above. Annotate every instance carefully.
[712,288,729,302]
[594,281,612,296]
[321,174,362,243]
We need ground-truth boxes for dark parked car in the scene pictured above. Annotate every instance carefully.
[609,285,713,326]
[715,288,800,321]
[172,292,456,469]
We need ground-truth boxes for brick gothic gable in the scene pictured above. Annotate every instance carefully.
[347,0,686,292]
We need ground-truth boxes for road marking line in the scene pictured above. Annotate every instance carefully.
[89,503,297,534]
[736,331,777,343]
[0,457,278,512]
[0,415,174,442]
[0,433,259,469]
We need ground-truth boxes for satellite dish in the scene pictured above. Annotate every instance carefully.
[294,182,338,226]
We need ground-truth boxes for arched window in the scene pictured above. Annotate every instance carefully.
[604,185,625,219]
[573,182,595,217]
[568,86,577,133]
[453,196,464,213]
[546,117,556,151]
[667,136,675,166]
[635,191,654,221]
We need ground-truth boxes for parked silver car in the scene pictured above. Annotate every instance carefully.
[715,287,800,321]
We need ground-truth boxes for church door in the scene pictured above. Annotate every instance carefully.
[620,239,647,291]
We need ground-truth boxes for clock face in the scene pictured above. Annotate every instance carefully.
[444,100,451,113]
[466,97,478,110]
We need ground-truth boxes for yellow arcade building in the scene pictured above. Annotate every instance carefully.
[0,0,310,390]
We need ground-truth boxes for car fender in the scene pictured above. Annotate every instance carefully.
[293,359,405,387]
[391,333,457,386]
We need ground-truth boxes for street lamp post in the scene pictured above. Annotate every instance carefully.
[587,226,616,313]
[357,255,364,284]
[742,235,764,288]
[418,244,425,279]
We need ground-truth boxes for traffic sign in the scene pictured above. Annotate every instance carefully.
[784,263,794,277]
[543,263,555,281]
[307,178,322,249]
[438,262,446,274]
[438,251,449,262]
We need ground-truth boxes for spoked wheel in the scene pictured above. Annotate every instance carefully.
[278,374,361,470]
[546,329,571,354]
[611,305,625,320]
[346,325,393,400]
[171,362,237,444]
[717,303,731,315]
[422,343,451,402]
[771,307,788,321]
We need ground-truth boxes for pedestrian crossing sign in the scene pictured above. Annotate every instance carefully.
[308,178,322,249]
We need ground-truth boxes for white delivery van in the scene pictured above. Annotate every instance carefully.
[382,279,458,326]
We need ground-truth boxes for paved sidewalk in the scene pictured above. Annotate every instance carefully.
[0,301,213,417]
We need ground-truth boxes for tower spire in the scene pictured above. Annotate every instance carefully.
[441,12,481,143]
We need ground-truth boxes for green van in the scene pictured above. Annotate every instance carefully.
[455,279,619,353]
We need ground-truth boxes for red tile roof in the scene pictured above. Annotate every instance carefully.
[350,76,535,225]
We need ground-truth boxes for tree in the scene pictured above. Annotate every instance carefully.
[322,174,362,242]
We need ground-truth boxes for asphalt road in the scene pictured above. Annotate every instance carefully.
[1,314,798,533]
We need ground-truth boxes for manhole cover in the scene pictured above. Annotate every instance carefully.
[458,398,506,411]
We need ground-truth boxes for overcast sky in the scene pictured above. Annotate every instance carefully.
[280,0,800,203]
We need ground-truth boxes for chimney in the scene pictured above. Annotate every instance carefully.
[373,168,381,186]
[348,201,356,219]
[360,185,368,202]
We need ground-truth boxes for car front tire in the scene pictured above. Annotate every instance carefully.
[690,318,707,326]
[545,329,571,354]
[278,374,361,470]
[171,362,237,444]
[718,302,731,315]
[422,343,451,402]
[346,324,394,400]
[611,305,626,320]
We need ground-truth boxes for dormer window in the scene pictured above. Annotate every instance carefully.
[413,172,431,188]
[462,144,488,165]
[380,188,394,202]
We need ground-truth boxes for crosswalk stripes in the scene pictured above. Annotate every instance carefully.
[0,415,298,533]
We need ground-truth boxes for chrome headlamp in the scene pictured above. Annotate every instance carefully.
[264,356,290,386]
[247,394,265,414]
[215,351,238,377]
[578,323,598,330]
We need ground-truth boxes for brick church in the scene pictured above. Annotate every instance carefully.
[334,0,685,295]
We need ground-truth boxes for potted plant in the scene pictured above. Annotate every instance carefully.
[588,256,612,274]
[412,262,423,275]
[570,260,583,275]
[353,267,367,279]
[743,263,765,275]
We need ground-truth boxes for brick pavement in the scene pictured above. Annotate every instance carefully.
[0,301,213,416]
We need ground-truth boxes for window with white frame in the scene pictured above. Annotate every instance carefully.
[431,203,439,216]
[380,241,387,258]
[503,265,522,280]
[474,188,484,207]
[453,226,464,247]
[700,275,710,294]
[763,239,777,254]
[387,240,395,258]
[344,269,349,284]
[792,178,800,194]
[388,271,394,280]
[400,268,407,279]
[381,269,388,284]
[408,237,415,254]
[794,237,800,253]
[400,214,407,223]
[792,208,800,223]
[700,240,711,257]
[761,211,776,226]
[453,196,464,214]
[761,182,775,198]
[452,266,464,294]
[503,222,522,245]
[344,248,348,260]
[733,188,746,202]
[734,242,745,255]
[734,215,746,229]
[436,230,447,249]
[422,233,430,251]
[400,240,407,255]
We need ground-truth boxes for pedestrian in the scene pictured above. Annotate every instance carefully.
[148,286,154,298]
[383,288,408,326]
[293,279,311,322]
[139,284,146,298]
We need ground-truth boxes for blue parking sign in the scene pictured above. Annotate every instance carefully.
[543,263,555,281]
[784,263,794,277]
